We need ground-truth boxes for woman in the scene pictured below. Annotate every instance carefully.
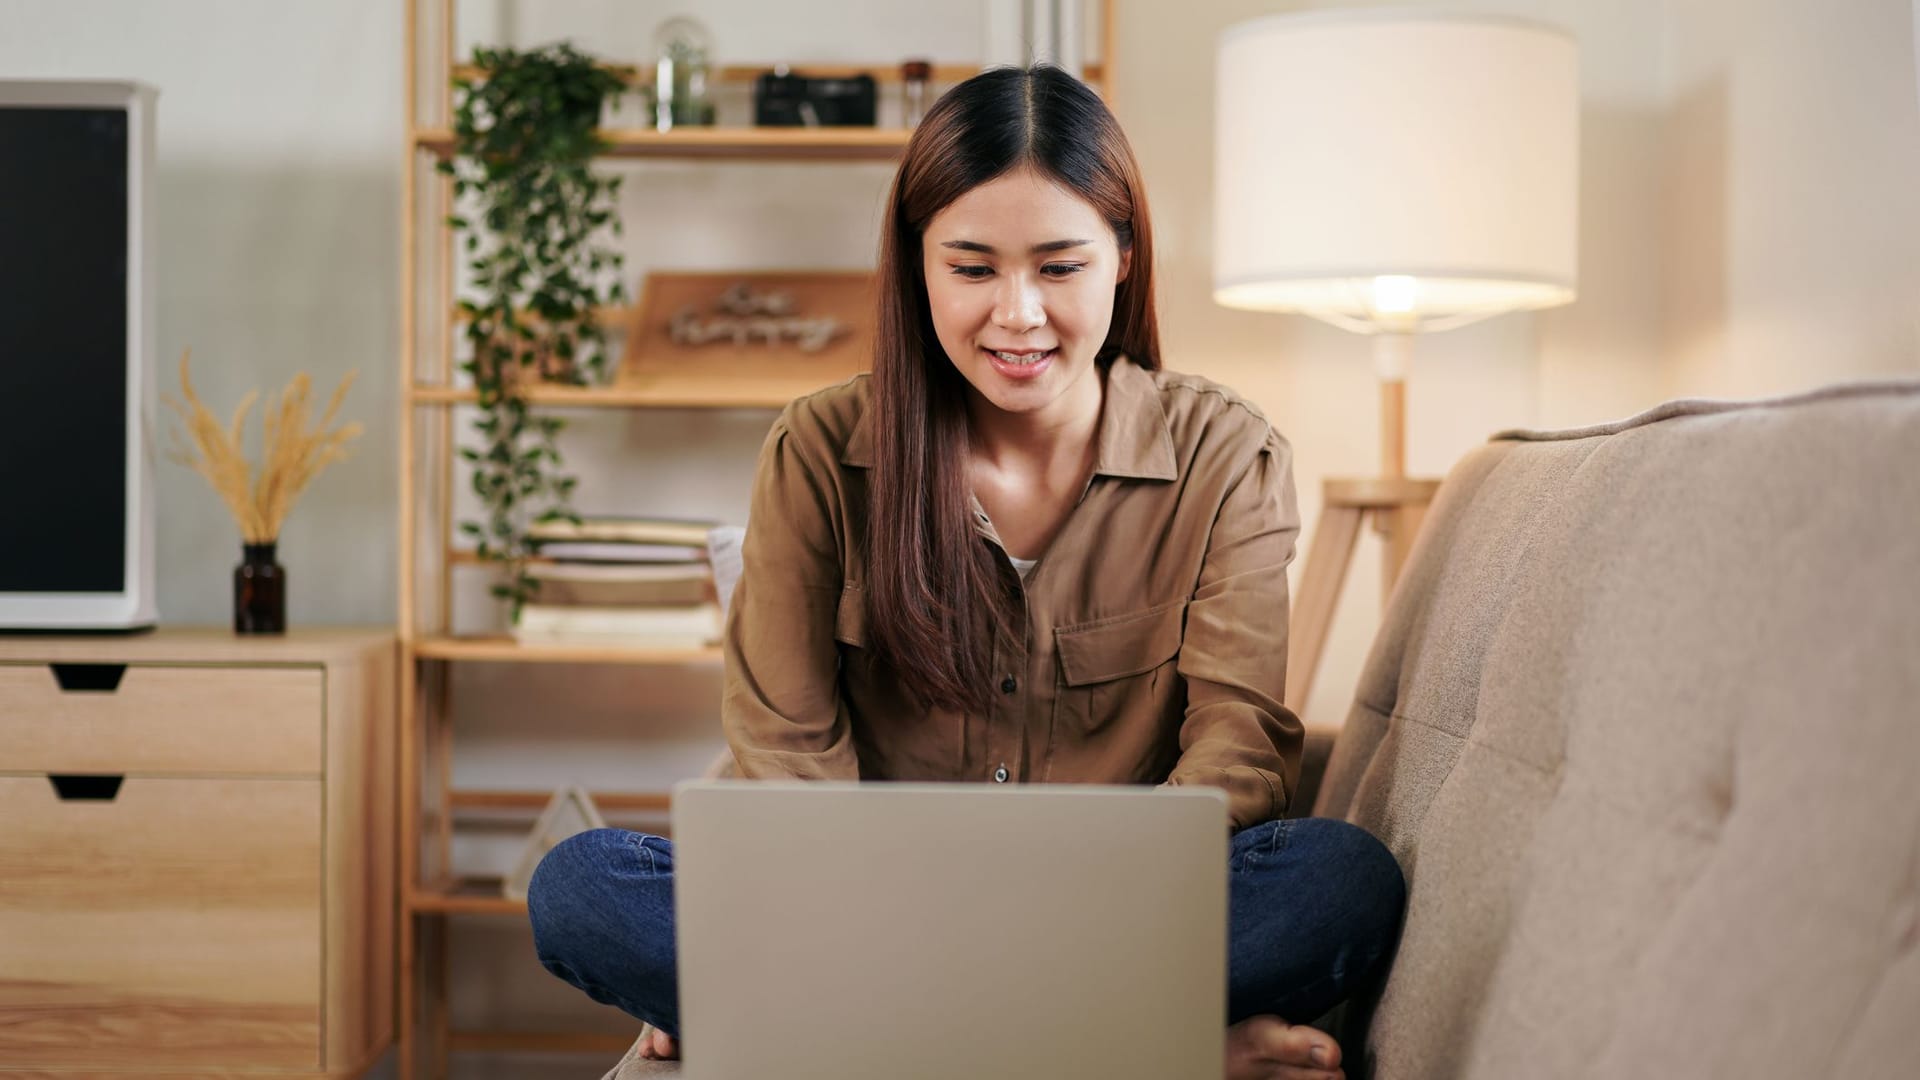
[529,65,1404,1080]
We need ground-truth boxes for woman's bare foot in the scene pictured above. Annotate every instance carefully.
[635,1024,680,1061]
[1225,1014,1342,1080]
[636,1014,1334,1074]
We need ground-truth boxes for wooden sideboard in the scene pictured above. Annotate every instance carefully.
[0,627,397,1078]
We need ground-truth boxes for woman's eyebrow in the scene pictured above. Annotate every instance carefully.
[940,238,1093,254]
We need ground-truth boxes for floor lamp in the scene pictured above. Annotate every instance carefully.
[1212,11,1581,717]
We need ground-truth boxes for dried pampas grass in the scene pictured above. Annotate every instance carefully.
[163,348,364,543]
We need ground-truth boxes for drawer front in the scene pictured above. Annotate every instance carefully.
[0,663,322,776]
[0,775,323,1070]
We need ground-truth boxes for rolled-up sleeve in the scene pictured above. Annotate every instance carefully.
[1164,426,1304,830]
[720,410,860,780]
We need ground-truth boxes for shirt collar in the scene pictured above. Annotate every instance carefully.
[1093,354,1179,480]
[840,354,1176,481]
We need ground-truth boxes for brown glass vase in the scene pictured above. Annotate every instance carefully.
[234,541,286,634]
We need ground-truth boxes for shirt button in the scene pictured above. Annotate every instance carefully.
[993,765,1009,783]
[1000,675,1017,694]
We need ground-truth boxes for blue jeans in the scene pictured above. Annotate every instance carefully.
[527,816,1405,1041]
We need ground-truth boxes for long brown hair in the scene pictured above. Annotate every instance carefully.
[867,64,1161,715]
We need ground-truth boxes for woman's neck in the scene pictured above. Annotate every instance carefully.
[965,363,1106,475]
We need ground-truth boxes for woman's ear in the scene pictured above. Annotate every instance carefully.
[1117,246,1133,284]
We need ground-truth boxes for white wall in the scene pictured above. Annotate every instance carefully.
[1118,0,1680,728]
[5,1,1917,1076]
[1,0,404,631]
[1118,0,1919,729]
[1661,0,1920,398]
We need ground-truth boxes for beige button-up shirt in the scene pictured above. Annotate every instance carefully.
[721,355,1304,831]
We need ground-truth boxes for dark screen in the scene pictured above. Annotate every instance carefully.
[0,106,129,592]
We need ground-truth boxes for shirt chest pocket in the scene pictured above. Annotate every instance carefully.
[1053,599,1187,737]
[835,582,908,699]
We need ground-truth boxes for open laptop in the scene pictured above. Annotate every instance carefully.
[671,779,1229,1080]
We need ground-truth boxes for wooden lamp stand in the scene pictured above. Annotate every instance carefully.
[1285,333,1443,717]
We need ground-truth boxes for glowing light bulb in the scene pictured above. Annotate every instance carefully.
[1370,275,1419,315]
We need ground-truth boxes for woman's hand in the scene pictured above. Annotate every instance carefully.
[1225,1014,1343,1080]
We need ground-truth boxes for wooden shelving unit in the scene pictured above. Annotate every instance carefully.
[396,2,1115,1077]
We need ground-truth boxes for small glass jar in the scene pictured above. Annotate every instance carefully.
[651,16,716,131]
[234,540,286,635]
[901,58,932,127]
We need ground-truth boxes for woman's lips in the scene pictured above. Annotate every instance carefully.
[983,347,1055,381]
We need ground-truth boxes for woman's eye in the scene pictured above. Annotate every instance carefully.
[949,264,1085,280]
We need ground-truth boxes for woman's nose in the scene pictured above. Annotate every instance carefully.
[991,276,1045,333]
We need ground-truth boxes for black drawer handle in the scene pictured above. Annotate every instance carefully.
[51,663,127,692]
[48,774,125,801]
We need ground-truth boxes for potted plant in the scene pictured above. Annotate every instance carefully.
[163,349,363,634]
[437,41,629,620]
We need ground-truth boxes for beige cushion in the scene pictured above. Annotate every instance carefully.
[1315,378,1920,1080]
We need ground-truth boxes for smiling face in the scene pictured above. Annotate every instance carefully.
[920,165,1131,426]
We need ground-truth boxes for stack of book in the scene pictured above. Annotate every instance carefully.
[511,516,725,648]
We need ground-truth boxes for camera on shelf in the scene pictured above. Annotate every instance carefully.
[753,67,877,127]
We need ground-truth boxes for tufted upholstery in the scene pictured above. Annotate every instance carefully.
[1315,378,1920,1079]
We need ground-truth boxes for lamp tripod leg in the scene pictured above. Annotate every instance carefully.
[1284,501,1366,717]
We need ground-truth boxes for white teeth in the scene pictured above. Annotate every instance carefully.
[992,349,1050,364]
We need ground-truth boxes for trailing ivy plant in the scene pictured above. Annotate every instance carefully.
[436,42,628,620]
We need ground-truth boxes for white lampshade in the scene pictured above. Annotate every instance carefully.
[1213,10,1579,322]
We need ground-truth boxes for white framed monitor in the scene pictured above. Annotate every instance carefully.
[0,80,159,631]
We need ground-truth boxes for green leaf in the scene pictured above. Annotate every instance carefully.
[449,41,627,590]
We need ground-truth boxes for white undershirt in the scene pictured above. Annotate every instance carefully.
[1008,555,1039,580]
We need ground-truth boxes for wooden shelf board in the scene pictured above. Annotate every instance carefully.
[411,876,524,915]
[415,125,911,160]
[410,634,723,665]
[411,382,794,410]
[448,1030,640,1054]
[447,550,600,568]
[452,60,990,87]
[410,364,865,410]
[450,789,674,813]
[447,61,1103,89]
[444,550,715,570]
